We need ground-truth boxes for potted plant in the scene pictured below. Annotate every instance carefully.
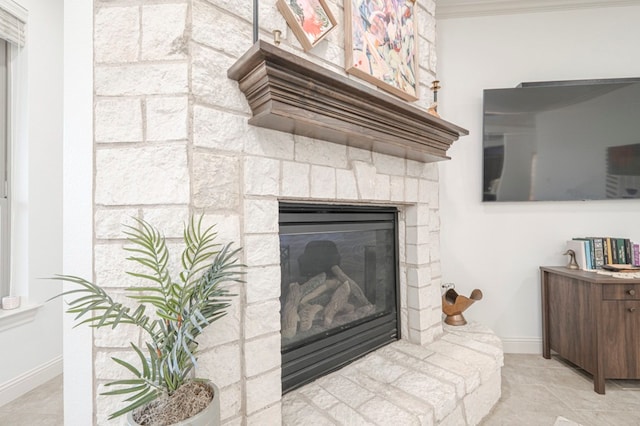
[53,216,243,425]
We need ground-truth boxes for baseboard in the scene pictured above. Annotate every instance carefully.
[0,355,63,407]
[501,337,542,354]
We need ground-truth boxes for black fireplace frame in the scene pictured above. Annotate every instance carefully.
[279,202,400,393]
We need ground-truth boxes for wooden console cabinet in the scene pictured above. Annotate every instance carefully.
[541,266,640,394]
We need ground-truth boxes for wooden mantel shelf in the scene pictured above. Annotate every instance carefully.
[227,41,468,163]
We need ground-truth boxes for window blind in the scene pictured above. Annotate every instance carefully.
[0,6,24,47]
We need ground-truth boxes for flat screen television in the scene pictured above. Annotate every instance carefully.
[482,78,640,202]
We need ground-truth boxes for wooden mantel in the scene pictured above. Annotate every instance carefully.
[227,41,468,163]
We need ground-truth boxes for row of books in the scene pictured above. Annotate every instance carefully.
[565,237,640,271]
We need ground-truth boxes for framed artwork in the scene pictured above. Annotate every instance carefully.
[276,0,338,51]
[345,0,418,101]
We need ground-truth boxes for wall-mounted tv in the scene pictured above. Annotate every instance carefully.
[482,78,640,202]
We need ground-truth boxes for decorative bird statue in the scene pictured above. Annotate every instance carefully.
[563,249,579,270]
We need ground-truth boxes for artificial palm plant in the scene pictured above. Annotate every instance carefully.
[54,216,243,422]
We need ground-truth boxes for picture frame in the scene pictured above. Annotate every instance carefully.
[345,0,419,101]
[276,0,338,51]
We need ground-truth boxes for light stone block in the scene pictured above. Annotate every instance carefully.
[245,300,280,339]
[197,342,242,388]
[246,402,282,426]
[246,369,282,415]
[298,383,340,410]
[429,339,498,384]
[96,385,130,426]
[94,320,140,349]
[393,372,456,422]
[95,243,140,289]
[326,403,371,424]
[95,98,143,143]
[141,3,188,60]
[282,393,334,426]
[201,213,241,246]
[407,285,434,311]
[139,207,190,238]
[281,161,310,198]
[197,294,241,349]
[193,105,245,151]
[94,6,139,63]
[95,350,140,380]
[310,165,336,199]
[438,405,466,426]
[336,169,358,200]
[429,208,440,231]
[390,175,405,202]
[245,333,281,378]
[408,307,434,331]
[358,397,420,426]
[405,203,430,227]
[347,146,372,162]
[315,375,374,408]
[406,224,429,245]
[191,43,249,111]
[244,199,279,234]
[352,161,376,199]
[146,96,188,141]
[430,231,441,262]
[95,209,138,239]
[374,174,391,201]
[372,152,406,176]
[96,145,189,205]
[406,242,430,265]
[294,136,347,168]
[220,383,242,421]
[462,370,501,425]
[419,12,436,43]
[95,63,188,96]
[192,152,240,210]
[404,177,419,202]
[406,266,432,289]
[244,234,280,267]
[245,266,281,304]
[193,0,253,58]
[245,128,295,160]
[245,156,280,196]
[441,333,504,361]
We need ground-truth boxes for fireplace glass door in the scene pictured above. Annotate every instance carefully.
[279,203,399,392]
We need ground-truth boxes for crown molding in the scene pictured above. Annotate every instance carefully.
[436,0,640,19]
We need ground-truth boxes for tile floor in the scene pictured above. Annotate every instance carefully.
[1,354,639,425]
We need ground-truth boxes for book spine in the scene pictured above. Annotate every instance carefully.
[625,239,633,265]
[602,238,609,265]
[610,238,619,264]
[616,238,626,264]
[591,237,605,268]
[585,240,593,269]
[634,243,640,267]
[605,237,613,265]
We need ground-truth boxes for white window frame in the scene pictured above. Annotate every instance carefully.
[0,38,9,298]
[0,0,26,301]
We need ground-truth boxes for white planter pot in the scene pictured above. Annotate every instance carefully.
[126,381,220,426]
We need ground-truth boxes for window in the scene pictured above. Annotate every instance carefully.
[0,2,25,299]
[0,38,8,298]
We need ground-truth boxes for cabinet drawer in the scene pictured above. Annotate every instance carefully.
[603,284,640,300]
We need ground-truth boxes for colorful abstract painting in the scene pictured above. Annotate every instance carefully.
[277,0,337,51]
[346,0,418,101]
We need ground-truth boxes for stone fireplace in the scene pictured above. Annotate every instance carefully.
[91,1,501,424]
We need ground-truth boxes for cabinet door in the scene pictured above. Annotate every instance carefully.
[602,300,640,378]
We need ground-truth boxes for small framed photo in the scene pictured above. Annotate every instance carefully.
[276,0,338,51]
[345,0,419,101]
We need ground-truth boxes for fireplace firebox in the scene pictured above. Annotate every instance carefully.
[279,203,399,392]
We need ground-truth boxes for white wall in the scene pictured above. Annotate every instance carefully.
[0,0,63,404]
[437,5,640,352]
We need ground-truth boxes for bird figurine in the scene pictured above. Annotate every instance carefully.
[563,249,579,270]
